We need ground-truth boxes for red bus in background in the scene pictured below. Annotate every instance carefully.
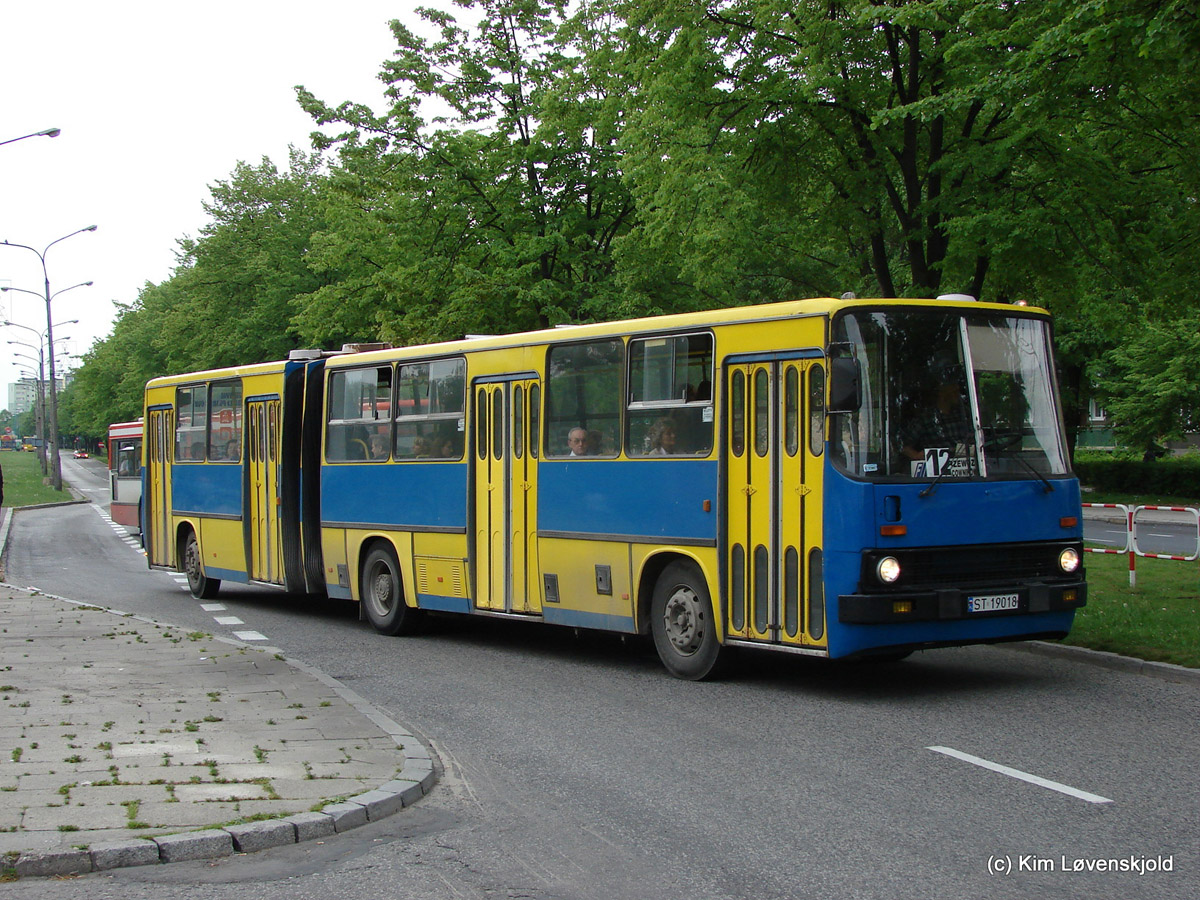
[108,419,143,531]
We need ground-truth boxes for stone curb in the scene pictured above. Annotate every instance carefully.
[1004,639,1200,685]
[10,499,91,511]
[3,585,439,880]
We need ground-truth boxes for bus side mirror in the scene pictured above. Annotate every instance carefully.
[828,357,861,412]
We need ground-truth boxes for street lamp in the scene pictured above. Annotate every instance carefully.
[4,310,84,473]
[7,340,53,473]
[0,227,97,490]
[0,128,61,148]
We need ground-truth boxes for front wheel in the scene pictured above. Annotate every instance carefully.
[183,531,220,599]
[361,545,424,636]
[651,560,722,680]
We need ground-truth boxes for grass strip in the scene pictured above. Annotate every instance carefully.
[1,450,69,507]
[1063,552,1200,668]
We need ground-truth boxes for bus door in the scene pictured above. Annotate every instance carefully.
[145,407,173,567]
[472,377,541,614]
[725,358,825,649]
[246,398,282,583]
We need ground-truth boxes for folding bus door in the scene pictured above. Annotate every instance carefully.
[145,406,173,568]
[725,358,825,649]
[246,398,283,584]
[472,378,541,614]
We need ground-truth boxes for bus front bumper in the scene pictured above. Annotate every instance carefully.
[837,580,1086,624]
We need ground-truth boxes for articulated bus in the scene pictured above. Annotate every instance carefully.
[107,419,144,531]
[143,296,1085,678]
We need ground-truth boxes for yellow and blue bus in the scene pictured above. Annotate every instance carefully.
[143,353,332,598]
[143,296,1085,678]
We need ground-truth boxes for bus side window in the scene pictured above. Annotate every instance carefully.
[545,339,624,457]
[394,359,464,460]
[175,385,207,462]
[208,380,242,462]
[626,333,713,457]
[327,366,392,462]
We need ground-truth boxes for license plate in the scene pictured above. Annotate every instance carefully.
[966,593,1019,613]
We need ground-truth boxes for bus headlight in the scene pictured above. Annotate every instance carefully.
[1059,548,1081,574]
[877,556,902,584]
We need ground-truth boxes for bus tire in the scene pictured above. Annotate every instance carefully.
[183,530,220,599]
[361,545,423,636]
[651,560,722,680]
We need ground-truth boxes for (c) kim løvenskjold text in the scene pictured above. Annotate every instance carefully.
[1019,855,1173,875]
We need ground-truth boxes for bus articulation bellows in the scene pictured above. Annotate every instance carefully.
[142,296,1086,679]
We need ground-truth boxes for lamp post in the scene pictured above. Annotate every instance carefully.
[0,128,61,148]
[7,343,50,473]
[5,318,75,474]
[0,227,96,491]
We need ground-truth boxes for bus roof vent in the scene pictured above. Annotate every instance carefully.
[339,342,393,353]
[288,349,325,360]
[841,291,857,300]
[936,293,977,303]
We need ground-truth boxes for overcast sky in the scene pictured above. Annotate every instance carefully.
[1,1,421,409]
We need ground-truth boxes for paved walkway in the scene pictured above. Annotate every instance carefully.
[0,580,434,878]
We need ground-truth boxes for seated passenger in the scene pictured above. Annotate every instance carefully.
[647,418,677,456]
[567,427,589,457]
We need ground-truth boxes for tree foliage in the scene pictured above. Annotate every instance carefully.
[62,0,1200,450]
[293,0,638,347]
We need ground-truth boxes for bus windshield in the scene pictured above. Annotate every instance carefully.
[830,308,1069,482]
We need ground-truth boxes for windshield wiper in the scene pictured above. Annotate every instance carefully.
[983,428,1055,492]
[1009,451,1055,492]
[918,461,956,498]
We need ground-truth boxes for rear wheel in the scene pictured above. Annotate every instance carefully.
[183,530,220,599]
[361,545,424,636]
[651,560,722,680]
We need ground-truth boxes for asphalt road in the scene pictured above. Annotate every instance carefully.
[3,460,1197,899]
[1085,515,1200,557]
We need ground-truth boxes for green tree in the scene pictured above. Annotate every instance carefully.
[168,149,334,368]
[294,0,639,346]
[608,0,1180,305]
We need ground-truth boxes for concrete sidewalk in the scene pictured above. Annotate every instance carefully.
[0,582,435,878]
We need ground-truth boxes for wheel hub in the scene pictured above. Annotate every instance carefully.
[371,568,394,614]
[185,543,201,580]
[663,586,703,655]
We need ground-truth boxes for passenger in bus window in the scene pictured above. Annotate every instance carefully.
[648,417,676,453]
[648,418,677,456]
[413,435,433,458]
[369,434,389,460]
[434,428,456,458]
[568,427,589,456]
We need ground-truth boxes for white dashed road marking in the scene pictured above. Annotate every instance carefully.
[91,503,275,646]
[928,746,1113,804]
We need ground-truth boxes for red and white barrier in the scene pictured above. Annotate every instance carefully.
[1084,502,1200,586]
